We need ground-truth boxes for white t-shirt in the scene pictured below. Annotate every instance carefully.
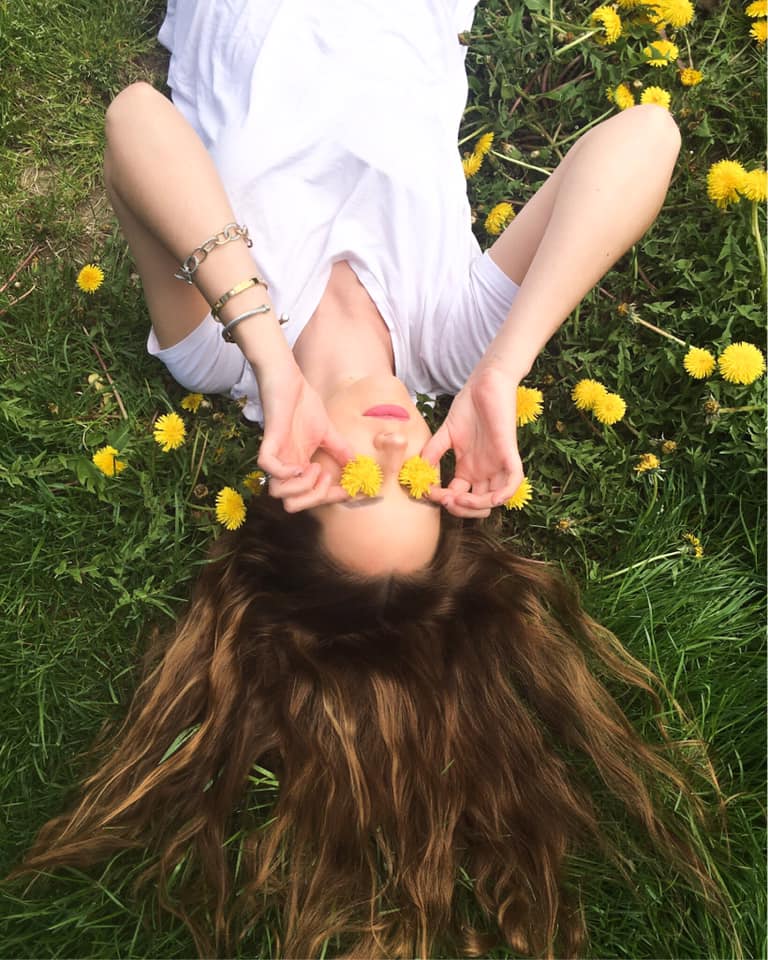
[151,0,520,422]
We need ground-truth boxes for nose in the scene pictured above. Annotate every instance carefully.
[373,430,408,472]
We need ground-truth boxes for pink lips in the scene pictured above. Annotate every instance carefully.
[363,404,410,420]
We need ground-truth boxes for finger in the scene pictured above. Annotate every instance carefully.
[453,490,497,510]
[268,462,322,498]
[446,476,471,496]
[440,499,492,520]
[420,425,451,466]
[257,446,305,480]
[490,467,525,507]
[470,480,490,497]
[283,473,338,513]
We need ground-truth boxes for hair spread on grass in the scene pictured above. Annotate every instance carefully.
[13,498,730,958]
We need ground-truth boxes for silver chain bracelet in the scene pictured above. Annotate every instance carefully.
[174,223,253,284]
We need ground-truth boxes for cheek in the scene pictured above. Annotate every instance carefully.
[311,449,343,480]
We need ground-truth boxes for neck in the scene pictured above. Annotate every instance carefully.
[292,262,395,403]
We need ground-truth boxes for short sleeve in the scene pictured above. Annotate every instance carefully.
[420,249,520,394]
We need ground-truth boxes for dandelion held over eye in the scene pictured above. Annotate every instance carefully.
[398,456,439,499]
[76,263,105,294]
[340,455,383,497]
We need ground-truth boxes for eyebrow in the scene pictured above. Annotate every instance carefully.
[340,496,440,510]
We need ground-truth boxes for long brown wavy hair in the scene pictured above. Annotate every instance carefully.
[12,497,731,958]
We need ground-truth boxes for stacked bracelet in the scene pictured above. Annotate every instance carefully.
[174,223,253,284]
[211,276,269,318]
[220,305,272,342]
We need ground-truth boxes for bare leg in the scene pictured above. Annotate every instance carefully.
[485,104,681,379]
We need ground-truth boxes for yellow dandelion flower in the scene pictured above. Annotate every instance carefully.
[180,392,204,413]
[398,456,439,499]
[593,392,627,425]
[652,0,695,26]
[634,452,661,473]
[718,342,766,385]
[153,412,186,452]
[661,439,677,454]
[504,476,533,511]
[341,455,383,497]
[92,444,126,477]
[606,86,615,102]
[679,67,703,86]
[215,487,246,530]
[516,385,544,426]
[243,470,267,495]
[475,132,495,156]
[462,152,483,178]
[683,532,704,559]
[76,263,105,294]
[683,346,716,379]
[571,378,609,411]
[640,86,671,109]
[707,159,748,209]
[614,82,636,109]
[616,0,644,7]
[643,39,679,66]
[746,0,767,16]
[740,169,768,202]
[485,202,515,235]
[751,18,767,41]
[590,5,623,43]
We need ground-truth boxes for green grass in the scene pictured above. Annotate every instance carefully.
[0,0,765,957]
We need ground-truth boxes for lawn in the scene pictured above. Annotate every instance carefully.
[0,0,765,957]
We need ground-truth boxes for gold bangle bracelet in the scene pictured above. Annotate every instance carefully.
[211,276,268,317]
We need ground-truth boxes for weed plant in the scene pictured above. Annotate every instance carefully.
[0,0,764,957]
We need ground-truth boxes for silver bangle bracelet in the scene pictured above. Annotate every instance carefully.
[220,305,272,342]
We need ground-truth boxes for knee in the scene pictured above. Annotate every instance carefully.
[626,103,681,160]
[105,81,162,142]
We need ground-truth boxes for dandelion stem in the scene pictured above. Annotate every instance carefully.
[600,551,682,580]
[489,150,553,176]
[628,313,687,346]
[548,25,601,57]
[718,404,763,414]
[750,201,767,298]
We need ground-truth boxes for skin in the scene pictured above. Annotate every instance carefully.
[103,84,681,575]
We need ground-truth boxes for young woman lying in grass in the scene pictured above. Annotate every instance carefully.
[12,1,733,956]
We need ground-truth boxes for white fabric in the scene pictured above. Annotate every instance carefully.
[151,0,520,422]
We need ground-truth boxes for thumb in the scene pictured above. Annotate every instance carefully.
[258,427,304,480]
[420,423,451,466]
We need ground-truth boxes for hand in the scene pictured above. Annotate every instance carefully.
[256,359,354,512]
[421,363,524,519]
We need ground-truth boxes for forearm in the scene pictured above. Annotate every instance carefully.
[104,82,292,378]
[480,104,681,382]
